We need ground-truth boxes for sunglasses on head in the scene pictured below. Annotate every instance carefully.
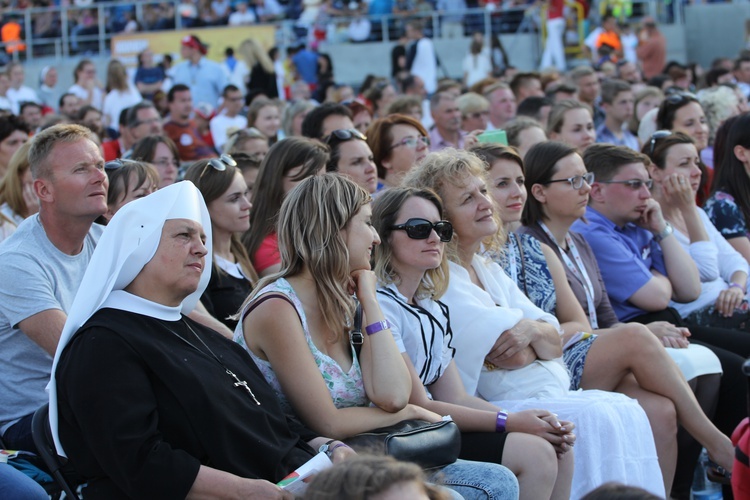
[200,154,237,178]
[663,91,696,106]
[105,158,139,170]
[391,218,453,242]
[648,129,672,156]
[324,128,367,145]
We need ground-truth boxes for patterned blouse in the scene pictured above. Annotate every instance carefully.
[234,278,368,412]
[494,232,557,315]
[704,190,749,240]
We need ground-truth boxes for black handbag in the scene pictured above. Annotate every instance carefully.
[345,303,462,469]
[345,418,461,470]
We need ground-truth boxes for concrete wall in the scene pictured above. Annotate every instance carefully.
[321,33,540,86]
[684,3,750,68]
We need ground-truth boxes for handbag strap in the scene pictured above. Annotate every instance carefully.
[350,301,363,358]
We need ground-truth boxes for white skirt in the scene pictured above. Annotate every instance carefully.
[491,390,665,500]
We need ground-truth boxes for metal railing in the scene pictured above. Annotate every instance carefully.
[0,0,680,63]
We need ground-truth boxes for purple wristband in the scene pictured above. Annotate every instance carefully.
[729,282,746,293]
[495,411,508,433]
[365,319,392,336]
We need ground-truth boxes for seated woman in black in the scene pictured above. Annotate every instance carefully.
[48,181,352,499]
[184,155,258,331]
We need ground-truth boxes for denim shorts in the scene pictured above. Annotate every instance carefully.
[428,458,519,500]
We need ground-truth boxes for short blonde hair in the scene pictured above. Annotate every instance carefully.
[402,149,505,257]
[699,86,740,145]
[29,124,96,179]
[456,92,490,118]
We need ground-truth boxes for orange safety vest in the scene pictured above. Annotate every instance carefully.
[1,22,26,54]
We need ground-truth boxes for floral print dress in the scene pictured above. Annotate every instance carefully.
[234,278,369,412]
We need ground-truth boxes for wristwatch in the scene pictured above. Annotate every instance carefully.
[319,439,347,458]
[653,222,674,243]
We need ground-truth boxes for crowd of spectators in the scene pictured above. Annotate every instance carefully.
[1,6,750,500]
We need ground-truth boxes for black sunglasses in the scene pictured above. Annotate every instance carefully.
[391,218,453,242]
[105,158,138,170]
[200,154,237,178]
[648,130,672,156]
[324,129,366,145]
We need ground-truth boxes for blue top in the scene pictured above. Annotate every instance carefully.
[292,50,319,85]
[171,58,227,107]
[495,232,557,316]
[572,206,667,321]
[595,123,639,151]
[134,66,165,86]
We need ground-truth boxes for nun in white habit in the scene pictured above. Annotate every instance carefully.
[47,181,330,500]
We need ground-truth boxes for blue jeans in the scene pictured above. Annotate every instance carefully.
[428,459,519,500]
[0,464,48,500]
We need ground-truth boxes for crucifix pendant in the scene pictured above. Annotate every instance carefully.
[227,369,261,405]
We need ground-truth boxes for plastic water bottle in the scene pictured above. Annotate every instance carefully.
[690,448,723,500]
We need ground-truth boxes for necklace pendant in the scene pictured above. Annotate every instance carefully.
[227,369,261,405]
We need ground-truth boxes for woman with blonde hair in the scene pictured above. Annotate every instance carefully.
[547,99,596,153]
[0,141,36,242]
[236,173,520,499]
[402,148,667,498]
[698,85,742,169]
[238,39,278,99]
[628,86,664,137]
[224,127,269,158]
[102,59,142,132]
[247,97,282,145]
[185,155,258,330]
[281,99,316,138]
[372,186,575,500]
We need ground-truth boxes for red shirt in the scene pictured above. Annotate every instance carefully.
[163,120,217,162]
[102,139,122,162]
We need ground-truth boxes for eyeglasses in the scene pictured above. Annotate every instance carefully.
[389,136,430,150]
[544,172,594,189]
[390,218,453,242]
[324,128,366,144]
[152,157,180,168]
[648,129,672,156]
[200,154,237,178]
[104,158,139,170]
[132,117,162,127]
[598,179,654,190]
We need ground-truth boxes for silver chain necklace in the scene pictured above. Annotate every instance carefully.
[165,319,261,405]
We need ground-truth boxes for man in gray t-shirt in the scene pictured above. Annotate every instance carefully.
[0,124,107,453]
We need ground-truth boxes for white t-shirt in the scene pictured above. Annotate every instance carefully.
[462,53,492,88]
[410,38,438,94]
[210,114,248,151]
[228,10,257,25]
[102,83,143,131]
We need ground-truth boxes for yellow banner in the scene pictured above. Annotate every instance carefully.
[111,25,276,70]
